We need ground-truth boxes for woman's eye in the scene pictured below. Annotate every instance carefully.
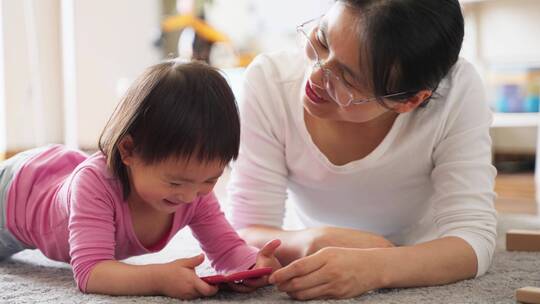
[343,75,356,87]
[169,182,183,187]
[316,30,327,48]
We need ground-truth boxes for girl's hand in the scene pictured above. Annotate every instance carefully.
[269,247,387,300]
[302,226,394,256]
[160,254,219,299]
[227,239,282,293]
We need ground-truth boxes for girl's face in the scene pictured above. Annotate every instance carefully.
[301,3,391,123]
[123,151,225,214]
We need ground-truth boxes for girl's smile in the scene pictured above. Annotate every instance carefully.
[163,198,187,207]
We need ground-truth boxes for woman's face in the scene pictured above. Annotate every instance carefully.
[302,3,391,123]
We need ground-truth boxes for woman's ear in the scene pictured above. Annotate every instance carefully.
[392,90,432,113]
[118,135,135,166]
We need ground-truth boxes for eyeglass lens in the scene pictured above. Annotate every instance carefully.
[298,24,354,106]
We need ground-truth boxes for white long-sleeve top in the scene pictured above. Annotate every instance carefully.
[228,50,497,277]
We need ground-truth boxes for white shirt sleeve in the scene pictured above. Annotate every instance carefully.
[228,55,289,229]
[430,60,497,277]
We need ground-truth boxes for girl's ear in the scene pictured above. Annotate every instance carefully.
[391,90,432,113]
[118,135,135,166]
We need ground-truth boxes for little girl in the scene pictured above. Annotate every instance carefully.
[0,60,281,299]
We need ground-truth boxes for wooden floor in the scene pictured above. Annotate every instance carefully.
[495,172,537,214]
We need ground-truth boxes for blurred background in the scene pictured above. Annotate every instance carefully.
[1,0,539,214]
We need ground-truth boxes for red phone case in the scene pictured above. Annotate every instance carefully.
[201,267,273,285]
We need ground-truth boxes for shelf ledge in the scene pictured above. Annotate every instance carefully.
[491,112,539,128]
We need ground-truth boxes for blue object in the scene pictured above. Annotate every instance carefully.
[494,84,523,112]
[524,94,540,112]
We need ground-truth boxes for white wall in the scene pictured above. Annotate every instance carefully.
[68,0,162,149]
[477,0,540,67]
[2,0,63,151]
[461,6,481,71]
[0,0,162,152]
[0,1,6,156]
[206,0,333,54]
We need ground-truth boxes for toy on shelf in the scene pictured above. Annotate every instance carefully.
[489,67,540,113]
[156,0,256,68]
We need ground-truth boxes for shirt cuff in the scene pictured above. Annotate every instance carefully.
[446,231,496,277]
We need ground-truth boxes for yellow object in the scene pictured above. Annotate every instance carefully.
[162,14,229,43]
[236,52,256,67]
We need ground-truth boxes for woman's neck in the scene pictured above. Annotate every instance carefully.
[315,110,398,135]
[305,110,399,165]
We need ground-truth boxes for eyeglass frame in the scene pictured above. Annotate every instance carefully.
[296,16,412,107]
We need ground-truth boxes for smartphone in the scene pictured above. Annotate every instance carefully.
[201,267,273,285]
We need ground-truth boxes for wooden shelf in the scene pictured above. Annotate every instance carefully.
[492,112,539,128]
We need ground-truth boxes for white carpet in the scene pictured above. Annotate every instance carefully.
[2,214,540,303]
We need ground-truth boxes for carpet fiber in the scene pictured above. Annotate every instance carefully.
[2,215,540,303]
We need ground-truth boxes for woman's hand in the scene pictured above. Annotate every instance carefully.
[227,239,282,293]
[302,226,394,256]
[269,247,387,300]
[237,225,393,267]
[159,254,219,299]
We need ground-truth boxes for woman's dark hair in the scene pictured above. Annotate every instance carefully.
[99,60,240,198]
[339,0,464,103]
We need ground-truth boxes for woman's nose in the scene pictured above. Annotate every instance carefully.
[309,65,326,90]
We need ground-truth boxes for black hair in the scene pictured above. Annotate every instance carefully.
[339,0,464,104]
[99,60,240,198]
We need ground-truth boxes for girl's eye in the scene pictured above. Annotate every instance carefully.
[169,182,184,188]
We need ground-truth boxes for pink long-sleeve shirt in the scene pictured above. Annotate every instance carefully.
[5,145,258,292]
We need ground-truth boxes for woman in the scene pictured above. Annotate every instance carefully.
[228,0,497,300]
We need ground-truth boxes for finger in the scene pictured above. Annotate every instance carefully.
[287,283,333,301]
[259,239,281,258]
[182,254,205,269]
[179,291,201,300]
[226,282,256,293]
[269,255,326,284]
[276,268,330,293]
[242,276,268,288]
[193,278,219,297]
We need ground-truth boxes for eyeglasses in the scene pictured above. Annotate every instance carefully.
[296,17,410,107]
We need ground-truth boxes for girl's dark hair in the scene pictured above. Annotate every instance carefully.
[339,0,464,103]
[99,60,239,198]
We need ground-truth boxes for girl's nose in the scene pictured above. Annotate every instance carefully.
[177,188,198,204]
